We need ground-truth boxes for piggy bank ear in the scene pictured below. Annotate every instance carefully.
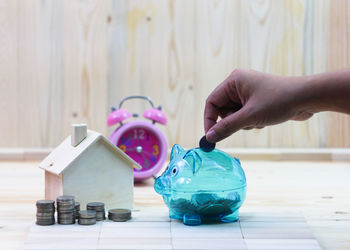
[183,150,202,174]
[170,144,185,160]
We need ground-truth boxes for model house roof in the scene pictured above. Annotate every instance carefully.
[39,125,141,175]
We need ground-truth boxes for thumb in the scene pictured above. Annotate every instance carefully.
[206,107,251,142]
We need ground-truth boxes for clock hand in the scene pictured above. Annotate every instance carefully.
[140,152,150,168]
[142,151,152,158]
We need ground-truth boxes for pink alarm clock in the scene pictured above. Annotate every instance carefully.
[107,96,168,182]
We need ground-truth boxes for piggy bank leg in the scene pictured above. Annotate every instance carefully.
[169,209,182,220]
[221,209,239,223]
[183,214,202,226]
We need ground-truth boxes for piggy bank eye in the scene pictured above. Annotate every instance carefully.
[172,167,178,176]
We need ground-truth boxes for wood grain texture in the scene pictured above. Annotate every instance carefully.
[0,0,19,147]
[0,0,349,148]
[63,0,109,137]
[18,1,64,147]
[2,160,350,249]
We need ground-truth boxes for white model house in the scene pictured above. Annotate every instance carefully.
[39,124,141,209]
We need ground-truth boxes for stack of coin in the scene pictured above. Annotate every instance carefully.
[57,195,75,224]
[108,209,131,222]
[78,210,96,225]
[87,202,105,221]
[74,202,80,219]
[36,200,55,226]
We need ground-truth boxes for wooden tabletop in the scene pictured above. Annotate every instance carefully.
[1,160,350,249]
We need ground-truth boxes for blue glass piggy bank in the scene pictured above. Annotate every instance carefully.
[154,144,246,226]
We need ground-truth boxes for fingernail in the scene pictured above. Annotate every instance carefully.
[206,129,217,143]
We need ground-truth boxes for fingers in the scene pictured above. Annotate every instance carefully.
[204,69,245,138]
[206,107,251,142]
[204,76,237,133]
[204,100,220,133]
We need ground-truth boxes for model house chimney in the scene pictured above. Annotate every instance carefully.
[71,124,87,147]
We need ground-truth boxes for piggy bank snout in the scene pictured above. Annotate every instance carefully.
[154,176,171,194]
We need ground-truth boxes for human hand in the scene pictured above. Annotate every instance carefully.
[204,69,314,142]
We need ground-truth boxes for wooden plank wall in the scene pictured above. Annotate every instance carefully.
[0,0,349,148]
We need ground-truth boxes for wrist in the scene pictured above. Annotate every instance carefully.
[280,75,319,115]
[289,74,334,114]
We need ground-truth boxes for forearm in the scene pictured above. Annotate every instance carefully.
[295,69,350,114]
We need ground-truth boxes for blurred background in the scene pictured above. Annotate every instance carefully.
[0,0,349,149]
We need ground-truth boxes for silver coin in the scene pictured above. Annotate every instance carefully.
[57,211,74,215]
[57,208,74,213]
[58,213,75,218]
[57,219,75,225]
[57,204,74,209]
[36,200,55,207]
[79,210,96,219]
[36,218,55,223]
[36,220,55,226]
[108,215,131,222]
[36,205,55,209]
[57,206,74,209]
[78,218,96,225]
[108,209,131,222]
[57,203,74,208]
[57,195,75,202]
[87,202,105,211]
[95,211,106,221]
[57,202,74,205]
[57,216,75,221]
[108,209,131,216]
[74,205,80,219]
[36,208,55,214]
[37,218,55,222]
[57,200,74,203]
[108,212,130,218]
[36,212,55,217]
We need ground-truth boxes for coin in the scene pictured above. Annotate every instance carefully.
[199,204,227,217]
[36,212,55,217]
[87,202,105,211]
[95,212,105,221]
[36,207,55,212]
[36,200,55,207]
[192,193,219,206]
[199,135,216,152]
[170,198,196,215]
[75,202,80,219]
[36,219,55,226]
[57,195,75,224]
[57,207,74,213]
[78,218,96,225]
[87,202,105,221]
[57,195,75,202]
[57,218,75,225]
[58,213,75,218]
[79,210,96,219]
[108,209,131,222]
[36,199,55,226]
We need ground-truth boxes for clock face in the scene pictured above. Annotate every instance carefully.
[117,127,161,172]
